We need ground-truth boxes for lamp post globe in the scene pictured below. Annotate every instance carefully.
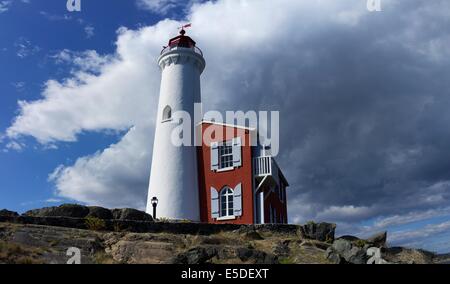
[151,197,158,220]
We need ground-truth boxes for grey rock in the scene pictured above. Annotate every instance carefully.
[345,246,367,264]
[300,222,336,242]
[236,247,279,264]
[333,238,353,253]
[365,231,387,247]
[171,247,217,264]
[23,204,89,218]
[326,247,343,264]
[87,206,113,220]
[112,208,153,221]
[326,238,368,264]
[273,240,290,256]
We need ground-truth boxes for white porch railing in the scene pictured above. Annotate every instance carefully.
[254,156,271,177]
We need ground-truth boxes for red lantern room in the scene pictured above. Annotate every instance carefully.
[169,29,196,48]
[161,29,203,56]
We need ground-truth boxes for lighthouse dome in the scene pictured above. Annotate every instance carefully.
[161,29,203,56]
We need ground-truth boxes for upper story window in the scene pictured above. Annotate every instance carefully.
[210,137,242,172]
[220,187,234,217]
[219,141,233,169]
[162,105,172,121]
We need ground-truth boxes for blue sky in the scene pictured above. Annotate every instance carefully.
[0,0,164,212]
[1,0,450,253]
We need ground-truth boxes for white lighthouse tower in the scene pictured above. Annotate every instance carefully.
[146,29,205,221]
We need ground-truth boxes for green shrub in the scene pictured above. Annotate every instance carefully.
[354,239,367,248]
[85,216,106,231]
[279,257,295,264]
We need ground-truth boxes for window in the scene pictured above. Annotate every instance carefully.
[211,137,242,171]
[218,141,233,169]
[220,187,234,217]
[211,184,242,219]
[162,105,172,121]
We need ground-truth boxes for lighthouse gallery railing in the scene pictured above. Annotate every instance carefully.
[160,45,203,56]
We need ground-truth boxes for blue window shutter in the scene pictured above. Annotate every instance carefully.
[233,183,242,216]
[211,187,219,219]
[232,137,242,168]
[211,142,219,171]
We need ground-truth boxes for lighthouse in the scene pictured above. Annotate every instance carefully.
[146,29,205,221]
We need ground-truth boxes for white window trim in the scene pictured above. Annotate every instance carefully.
[215,166,235,173]
[220,187,234,218]
[216,216,236,221]
[161,118,173,123]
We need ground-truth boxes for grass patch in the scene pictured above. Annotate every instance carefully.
[157,217,171,222]
[94,252,116,264]
[85,217,106,231]
[0,241,44,264]
[279,256,295,264]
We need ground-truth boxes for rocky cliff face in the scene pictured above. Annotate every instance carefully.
[0,205,447,264]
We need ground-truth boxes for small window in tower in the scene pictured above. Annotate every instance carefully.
[162,105,172,121]
[220,187,234,217]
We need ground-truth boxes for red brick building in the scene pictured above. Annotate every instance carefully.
[197,121,289,224]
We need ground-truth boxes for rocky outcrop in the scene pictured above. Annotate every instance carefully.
[22,204,152,222]
[87,207,113,220]
[24,204,90,218]
[111,208,153,221]
[299,222,336,242]
[326,238,368,264]
[366,231,387,248]
[0,205,445,264]
[325,231,438,264]
[381,247,435,264]
[0,222,314,264]
[0,210,19,217]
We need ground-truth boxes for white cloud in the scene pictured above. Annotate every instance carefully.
[7,31,162,143]
[14,37,40,58]
[316,205,374,221]
[372,207,450,230]
[390,221,450,244]
[39,11,72,21]
[84,25,95,39]
[51,49,112,74]
[11,81,26,92]
[4,141,25,152]
[0,1,11,13]
[136,0,181,14]
[48,125,153,209]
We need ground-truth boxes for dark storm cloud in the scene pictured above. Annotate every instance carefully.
[200,0,450,225]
